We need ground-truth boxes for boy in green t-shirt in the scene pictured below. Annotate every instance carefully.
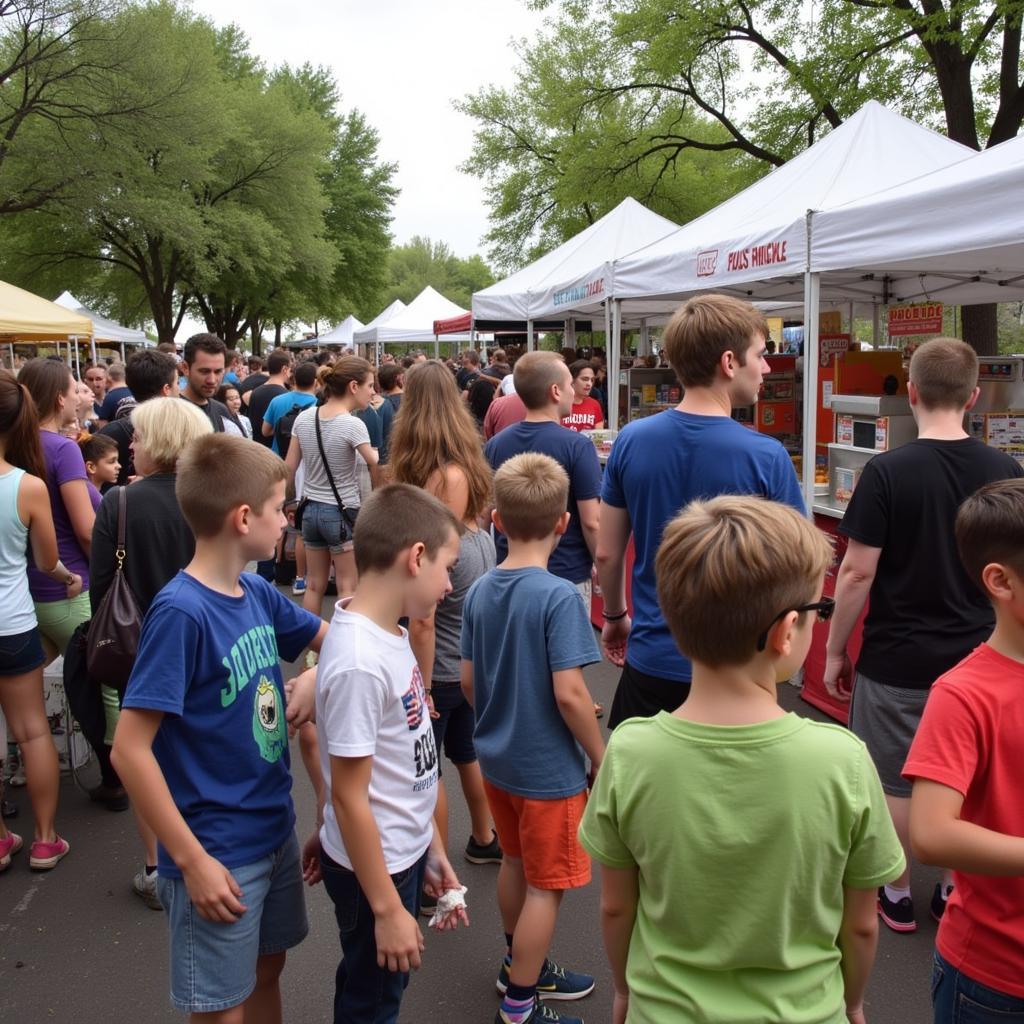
[578,496,905,1024]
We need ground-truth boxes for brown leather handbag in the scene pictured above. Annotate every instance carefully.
[87,486,144,694]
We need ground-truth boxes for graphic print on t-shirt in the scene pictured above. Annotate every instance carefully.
[219,624,287,764]
[403,664,438,791]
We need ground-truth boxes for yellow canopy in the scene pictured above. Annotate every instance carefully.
[0,279,93,339]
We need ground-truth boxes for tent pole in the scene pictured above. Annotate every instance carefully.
[801,270,821,516]
[90,334,97,367]
[119,342,125,363]
[7,342,13,370]
[848,302,855,340]
[434,332,440,360]
[72,337,81,377]
[611,300,623,429]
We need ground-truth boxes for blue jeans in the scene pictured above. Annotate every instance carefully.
[933,951,1024,1022]
[320,844,427,1024]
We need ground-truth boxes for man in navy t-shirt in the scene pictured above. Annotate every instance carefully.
[96,362,135,425]
[485,351,602,590]
[597,294,804,728]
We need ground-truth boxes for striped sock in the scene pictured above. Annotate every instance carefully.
[498,984,536,1024]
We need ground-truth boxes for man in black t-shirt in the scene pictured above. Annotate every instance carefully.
[824,338,1024,934]
[246,348,292,445]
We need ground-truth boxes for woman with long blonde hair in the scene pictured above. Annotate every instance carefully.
[388,360,501,881]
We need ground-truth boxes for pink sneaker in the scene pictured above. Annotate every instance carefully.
[0,832,23,871]
[29,835,70,871]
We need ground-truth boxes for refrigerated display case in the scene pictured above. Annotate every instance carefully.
[615,366,680,428]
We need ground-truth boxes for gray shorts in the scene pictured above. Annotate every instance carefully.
[848,672,929,798]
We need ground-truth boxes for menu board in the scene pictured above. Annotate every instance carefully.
[985,413,1024,467]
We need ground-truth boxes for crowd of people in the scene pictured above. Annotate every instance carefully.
[0,296,1022,1024]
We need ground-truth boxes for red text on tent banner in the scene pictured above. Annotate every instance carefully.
[888,303,943,337]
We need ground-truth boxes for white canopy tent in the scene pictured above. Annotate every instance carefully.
[315,313,364,347]
[607,101,978,496]
[54,290,151,364]
[812,132,1024,305]
[354,287,481,361]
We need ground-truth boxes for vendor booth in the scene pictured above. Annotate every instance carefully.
[309,314,364,349]
[0,280,94,372]
[54,291,150,364]
[353,288,482,363]
[596,102,1024,720]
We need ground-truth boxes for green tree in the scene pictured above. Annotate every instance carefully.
[0,4,344,349]
[458,12,760,270]
[383,236,495,310]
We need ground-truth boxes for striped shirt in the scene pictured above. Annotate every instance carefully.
[292,407,370,508]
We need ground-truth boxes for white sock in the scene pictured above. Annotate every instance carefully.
[884,884,911,902]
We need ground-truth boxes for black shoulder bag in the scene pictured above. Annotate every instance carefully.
[87,486,144,693]
[313,410,359,538]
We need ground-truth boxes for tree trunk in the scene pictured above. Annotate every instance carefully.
[250,321,263,357]
[962,304,999,356]
[274,320,283,345]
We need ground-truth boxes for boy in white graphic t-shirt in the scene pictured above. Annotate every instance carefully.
[295,483,469,1023]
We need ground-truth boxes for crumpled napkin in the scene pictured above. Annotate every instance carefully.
[427,885,468,928]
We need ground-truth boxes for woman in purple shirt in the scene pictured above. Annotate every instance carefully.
[18,360,95,660]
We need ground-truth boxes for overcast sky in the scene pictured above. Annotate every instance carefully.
[190,0,545,261]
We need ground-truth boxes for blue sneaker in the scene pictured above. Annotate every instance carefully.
[496,958,595,1001]
[291,577,306,596]
[494,998,583,1024]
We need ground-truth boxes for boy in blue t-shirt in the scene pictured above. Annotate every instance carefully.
[462,452,605,1024]
[112,435,327,1023]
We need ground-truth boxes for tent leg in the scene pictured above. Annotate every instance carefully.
[72,338,81,378]
[802,272,821,516]
[526,320,534,353]
[610,300,623,429]
[119,342,125,363]
[434,333,440,359]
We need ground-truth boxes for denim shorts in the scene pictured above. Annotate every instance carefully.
[932,950,1024,1022]
[430,682,477,776]
[0,627,45,676]
[301,499,358,555]
[157,832,308,1013]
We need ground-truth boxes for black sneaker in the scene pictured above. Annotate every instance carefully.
[494,997,583,1024]
[419,889,438,917]
[465,829,503,865]
[931,882,953,923]
[0,798,16,819]
[877,886,916,933]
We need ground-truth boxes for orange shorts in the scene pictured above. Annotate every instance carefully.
[483,781,591,891]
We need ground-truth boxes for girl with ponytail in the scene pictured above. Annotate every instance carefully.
[284,356,379,612]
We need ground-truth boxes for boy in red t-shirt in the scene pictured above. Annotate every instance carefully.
[904,477,1024,1021]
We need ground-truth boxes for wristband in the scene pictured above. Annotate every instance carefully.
[602,608,628,622]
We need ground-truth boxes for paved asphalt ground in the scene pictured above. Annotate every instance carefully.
[1,586,941,1024]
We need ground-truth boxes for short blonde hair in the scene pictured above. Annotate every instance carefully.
[176,434,287,538]
[494,452,568,541]
[663,294,768,388]
[131,397,212,471]
[513,351,568,410]
[909,337,978,411]
[656,496,833,667]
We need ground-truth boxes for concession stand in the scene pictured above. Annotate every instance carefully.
[594,103,1024,718]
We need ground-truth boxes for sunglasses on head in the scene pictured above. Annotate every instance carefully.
[756,597,835,652]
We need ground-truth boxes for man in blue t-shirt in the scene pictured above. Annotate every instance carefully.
[485,351,602,593]
[597,294,804,728]
[262,359,318,456]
